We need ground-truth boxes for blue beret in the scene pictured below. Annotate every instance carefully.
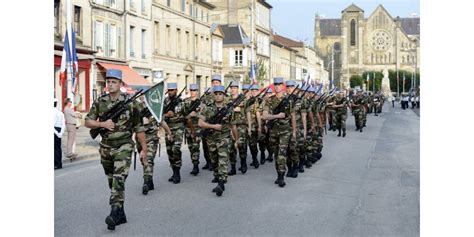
[213,85,225,93]
[211,74,222,82]
[285,80,296,87]
[308,86,315,93]
[266,87,273,93]
[250,84,260,90]
[167,83,177,90]
[273,77,284,84]
[106,69,122,80]
[230,80,239,87]
[190,84,199,90]
[242,84,250,90]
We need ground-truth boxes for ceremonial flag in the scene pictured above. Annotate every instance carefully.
[71,29,79,92]
[59,30,72,87]
[144,79,165,122]
[249,64,257,85]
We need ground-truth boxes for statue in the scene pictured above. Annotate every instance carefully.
[381,68,392,98]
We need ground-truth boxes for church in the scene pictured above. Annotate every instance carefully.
[314,4,420,89]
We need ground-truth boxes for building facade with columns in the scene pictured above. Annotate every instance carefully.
[314,4,420,89]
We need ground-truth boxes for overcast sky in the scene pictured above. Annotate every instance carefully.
[267,0,420,46]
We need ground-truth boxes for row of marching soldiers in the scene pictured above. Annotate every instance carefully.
[85,69,383,230]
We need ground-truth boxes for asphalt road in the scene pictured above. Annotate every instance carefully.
[55,104,419,236]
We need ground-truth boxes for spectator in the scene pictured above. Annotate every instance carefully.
[54,98,65,170]
[391,96,395,108]
[63,98,80,161]
[416,96,420,108]
[411,96,416,109]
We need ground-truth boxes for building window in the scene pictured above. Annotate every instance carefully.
[110,25,117,57]
[105,0,116,8]
[207,13,209,22]
[235,50,243,66]
[141,29,146,59]
[166,25,171,52]
[350,19,356,46]
[130,0,136,11]
[130,26,135,57]
[104,24,110,56]
[201,9,203,21]
[195,34,199,59]
[167,0,170,7]
[402,56,405,63]
[74,6,81,36]
[195,7,199,19]
[141,0,145,13]
[176,28,181,56]
[181,0,185,12]
[186,31,190,58]
[54,0,60,34]
[117,27,121,58]
[94,21,103,53]
[154,21,159,51]
[189,4,193,16]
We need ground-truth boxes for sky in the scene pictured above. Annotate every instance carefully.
[267,0,420,47]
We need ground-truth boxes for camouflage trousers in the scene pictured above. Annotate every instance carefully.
[99,142,133,207]
[353,109,364,128]
[258,128,267,155]
[314,126,324,153]
[335,112,347,130]
[185,127,201,165]
[327,110,335,128]
[201,135,210,164]
[208,136,230,181]
[165,127,184,168]
[269,126,291,174]
[288,127,305,166]
[248,125,259,157]
[230,124,247,164]
[137,139,159,181]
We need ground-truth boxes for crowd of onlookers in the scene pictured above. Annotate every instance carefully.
[396,94,420,110]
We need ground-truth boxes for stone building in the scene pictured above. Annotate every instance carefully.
[314,4,420,89]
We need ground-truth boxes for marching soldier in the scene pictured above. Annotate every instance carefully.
[261,88,274,163]
[182,84,202,175]
[262,78,296,187]
[288,82,308,177]
[326,94,337,131]
[198,85,233,196]
[229,81,248,175]
[201,87,212,170]
[247,84,262,169]
[350,90,365,132]
[137,101,173,195]
[163,83,185,184]
[332,90,349,137]
[84,69,148,230]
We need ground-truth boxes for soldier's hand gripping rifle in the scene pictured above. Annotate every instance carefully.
[200,91,248,137]
[163,86,187,113]
[265,86,299,130]
[89,89,144,139]
[246,87,270,108]
[184,88,210,142]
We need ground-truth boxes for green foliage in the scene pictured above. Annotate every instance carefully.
[350,75,364,88]
[360,70,420,93]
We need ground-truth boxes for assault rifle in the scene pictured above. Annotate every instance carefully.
[246,87,270,108]
[163,86,187,113]
[89,89,144,139]
[200,91,249,137]
[265,85,300,130]
[184,88,210,141]
[292,84,311,103]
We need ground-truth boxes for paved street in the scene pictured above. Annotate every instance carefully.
[55,103,419,236]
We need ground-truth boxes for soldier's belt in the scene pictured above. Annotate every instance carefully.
[100,137,134,149]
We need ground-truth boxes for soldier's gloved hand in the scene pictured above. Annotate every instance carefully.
[167,132,174,142]
[140,149,148,166]
[189,111,197,117]
[248,127,252,137]
[292,131,297,140]
[102,119,115,131]
[213,124,222,131]
[165,111,175,117]
[276,112,285,119]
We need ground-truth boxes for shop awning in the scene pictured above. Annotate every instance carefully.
[98,62,152,89]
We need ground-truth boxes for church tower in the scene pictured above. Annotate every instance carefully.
[341,3,364,88]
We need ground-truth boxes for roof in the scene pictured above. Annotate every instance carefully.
[195,0,215,10]
[342,3,364,13]
[319,19,342,36]
[221,24,249,45]
[273,34,304,47]
[399,17,420,35]
[257,0,273,9]
[97,62,152,87]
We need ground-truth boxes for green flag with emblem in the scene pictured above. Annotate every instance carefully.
[144,79,165,122]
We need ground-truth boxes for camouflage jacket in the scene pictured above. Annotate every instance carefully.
[182,97,202,127]
[86,93,145,147]
[163,95,184,127]
[138,103,160,143]
[230,95,247,126]
[263,94,294,129]
[293,97,308,129]
[335,96,348,114]
[198,103,232,140]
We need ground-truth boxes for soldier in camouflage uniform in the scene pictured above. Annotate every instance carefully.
[306,86,323,165]
[262,78,296,187]
[85,69,148,231]
[247,84,262,169]
[261,88,274,162]
[200,87,212,170]
[137,102,173,195]
[163,83,185,184]
[198,85,233,196]
[182,84,203,175]
[286,81,307,177]
[350,90,365,132]
[332,91,348,137]
[326,95,337,131]
[228,81,248,175]
[201,75,225,171]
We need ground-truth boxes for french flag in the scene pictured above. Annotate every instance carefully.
[59,28,79,91]
[249,64,257,85]
[59,30,71,87]
[71,29,79,92]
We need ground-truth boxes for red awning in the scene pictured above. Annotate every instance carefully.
[97,62,152,87]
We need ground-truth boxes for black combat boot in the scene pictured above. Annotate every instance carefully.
[286,163,293,177]
[211,175,218,183]
[355,126,360,131]
[142,178,150,195]
[266,152,273,162]
[276,173,286,187]
[190,163,199,175]
[228,164,237,176]
[116,204,127,226]
[240,158,247,174]
[359,127,363,133]
[202,162,209,170]
[212,180,225,196]
[305,157,312,168]
[105,205,121,230]
[172,167,181,184]
[208,163,215,172]
[298,160,305,173]
[148,178,154,190]
[337,128,342,137]
[315,152,322,162]
[251,155,260,168]
[342,128,346,137]
[260,152,266,165]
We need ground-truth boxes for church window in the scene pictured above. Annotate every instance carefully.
[350,19,356,46]
[402,56,405,63]
[384,55,387,63]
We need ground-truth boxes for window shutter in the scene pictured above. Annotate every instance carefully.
[242,48,248,67]
[104,23,110,56]
[97,22,103,49]
[229,48,235,67]
[93,21,96,49]
[110,25,116,51]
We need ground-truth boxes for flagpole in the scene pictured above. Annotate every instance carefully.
[66,0,73,106]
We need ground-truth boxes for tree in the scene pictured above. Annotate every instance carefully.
[243,58,267,86]
[350,75,364,88]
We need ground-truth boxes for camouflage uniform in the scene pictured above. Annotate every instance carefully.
[334,96,348,136]
[200,92,214,169]
[326,96,336,131]
[288,96,308,174]
[86,93,145,208]
[230,95,248,171]
[351,95,365,131]
[246,95,261,168]
[163,95,185,182]
[182,97,201,166]
[263,94,294,175]
[199,103,232,182]
[259,95,273,162]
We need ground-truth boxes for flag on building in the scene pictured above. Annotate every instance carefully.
[59,30,72,87]
[249,64,257,85]
[144,79,165,122]
[71,29,79,93]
